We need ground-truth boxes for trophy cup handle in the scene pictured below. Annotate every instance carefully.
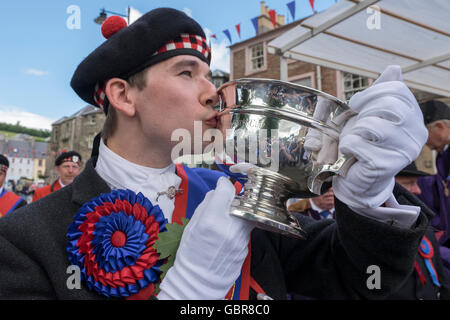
[307,155,356,195]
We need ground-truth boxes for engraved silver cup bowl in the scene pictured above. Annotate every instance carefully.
[216,78,356,239]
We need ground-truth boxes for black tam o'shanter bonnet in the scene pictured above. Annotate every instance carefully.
[70,8,211,114]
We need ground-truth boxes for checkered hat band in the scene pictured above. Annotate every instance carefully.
[154,34,210,59]
[61,156,80,164]
[0,165,8,173]
[93,83,107,111]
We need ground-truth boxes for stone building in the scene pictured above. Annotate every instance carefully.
[211,69,230,88]
[46,105,105,183]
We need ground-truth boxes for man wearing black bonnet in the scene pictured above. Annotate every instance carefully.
[0,7,437,300]
[32,151,82,202]
[0,155,26,217]
[418,100,450,244]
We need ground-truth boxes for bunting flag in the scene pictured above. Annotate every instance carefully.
[287,1,296,21]
[223,29,232,44]
[309,0,316,12]
[251,16,259,35]
[209,4,299,42]
[235,23,241,38]
[268,9,277,28]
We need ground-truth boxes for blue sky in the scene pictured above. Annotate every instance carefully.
[0,0,337,130]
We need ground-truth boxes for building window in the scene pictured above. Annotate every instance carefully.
[88,134,95,149]
[213,79,223,88]
[63,122,71,139]
[53,127,59,142]
[249,43,265,71]
[291,76,313,88]
[90,115,96,125]
[343,73,369,101]
[39,159,43,166]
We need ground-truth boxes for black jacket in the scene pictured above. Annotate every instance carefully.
[384,184,450,300]
[0,159,430,299]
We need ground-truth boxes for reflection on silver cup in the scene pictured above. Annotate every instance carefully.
[217,78,356,239]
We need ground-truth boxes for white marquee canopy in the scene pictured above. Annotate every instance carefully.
[268,0,450,97]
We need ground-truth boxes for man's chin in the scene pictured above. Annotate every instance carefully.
[62,179,74,185]
[426,142,440,151]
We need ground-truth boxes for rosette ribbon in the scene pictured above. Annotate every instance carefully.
[419,236,441,287]
[67,189,168,298]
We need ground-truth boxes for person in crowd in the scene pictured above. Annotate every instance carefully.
[17,180,33,204]
[288,187,335,220]
[418,100,449,245]
[287,140,301,166]
[32,151,82,202]
[391,162,450,299]
[0,8,431,300]
[397,161,450,279]
[0,155,27,217]
[287,163,450,300]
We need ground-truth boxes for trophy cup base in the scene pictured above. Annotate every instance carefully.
[230,167,308,240]
[230,204,307,239]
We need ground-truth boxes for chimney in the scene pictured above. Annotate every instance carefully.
[257,1,285,35]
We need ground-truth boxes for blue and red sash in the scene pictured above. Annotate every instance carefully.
[173,163,265,300]
[0,189,23,217]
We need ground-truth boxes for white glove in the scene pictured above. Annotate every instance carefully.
[157,177,254,300]
[333,65,428,209]
[303,96,355,165]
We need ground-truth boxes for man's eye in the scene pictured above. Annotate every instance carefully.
[180,70,192,77]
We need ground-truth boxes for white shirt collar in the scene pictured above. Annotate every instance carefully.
[95,138,181,222]
[0,186,4,195]
[309,198,334,219]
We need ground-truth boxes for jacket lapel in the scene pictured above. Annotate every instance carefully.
[71,157,111,207]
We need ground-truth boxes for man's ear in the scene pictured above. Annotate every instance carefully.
[434,121,445,130]
[55,165,62,176]
[105,78,136,117]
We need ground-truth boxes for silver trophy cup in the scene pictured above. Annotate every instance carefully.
[216,78,356,239]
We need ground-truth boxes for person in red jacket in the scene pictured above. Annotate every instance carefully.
[0,155,26,217]
[32,151,82,202]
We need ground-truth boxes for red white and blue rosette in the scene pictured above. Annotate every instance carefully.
[419,236,441,287]
[67,189,168,298]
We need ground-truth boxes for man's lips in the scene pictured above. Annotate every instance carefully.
[204,114,219,127]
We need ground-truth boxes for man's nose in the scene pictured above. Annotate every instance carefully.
[411,183,422,195]
[201,79,219,108]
